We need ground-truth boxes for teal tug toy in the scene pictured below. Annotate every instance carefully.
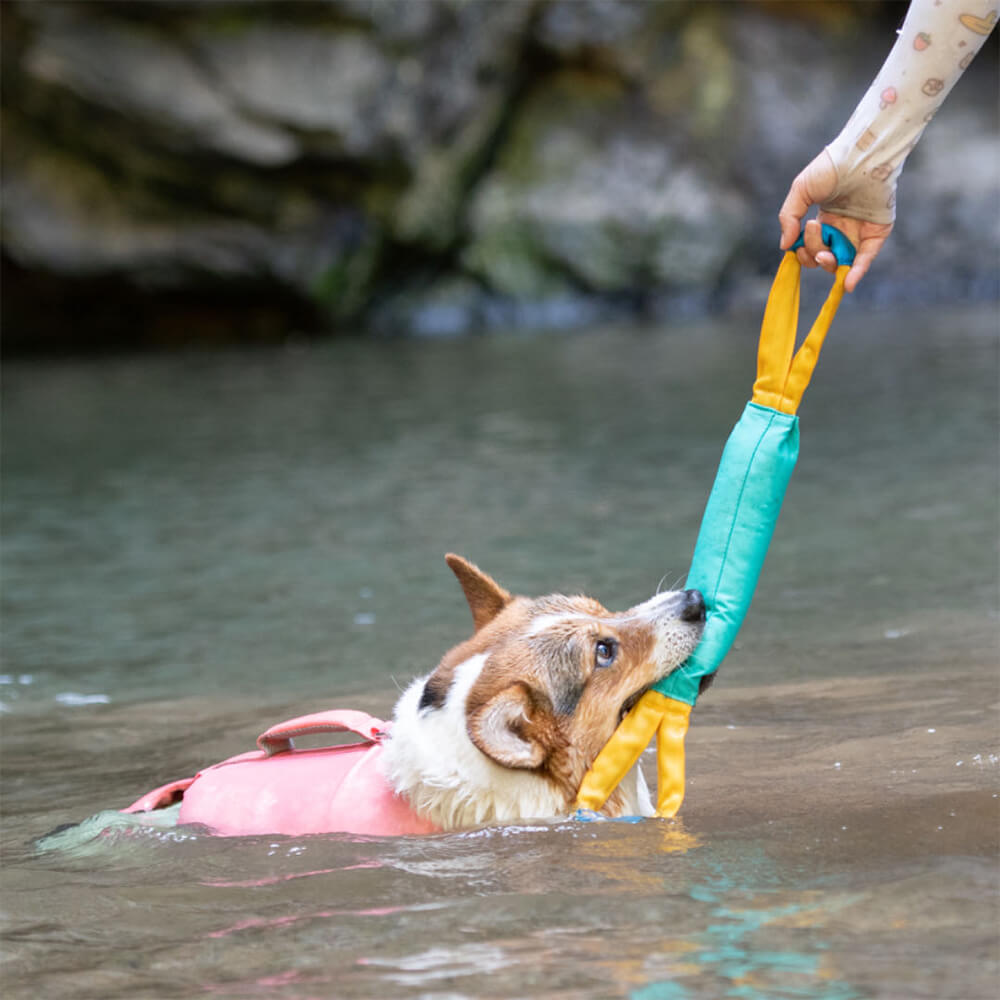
[577,225,856,817]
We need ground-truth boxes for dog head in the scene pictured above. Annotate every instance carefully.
[439,554,703,773]
[385,554,704,826]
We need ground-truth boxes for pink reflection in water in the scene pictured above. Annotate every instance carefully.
[208,904,409,939]
[200,860,380,888]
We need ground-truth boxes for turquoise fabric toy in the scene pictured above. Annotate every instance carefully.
[577,225,856,817]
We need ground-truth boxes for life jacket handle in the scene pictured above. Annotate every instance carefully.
[256,709,391,756]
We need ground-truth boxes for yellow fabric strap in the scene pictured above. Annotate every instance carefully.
[575,690,691,815]
[655,696,693,818]
[575,690,664,811]
[752,255,848,415]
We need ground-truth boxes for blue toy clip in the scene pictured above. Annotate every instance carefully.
[790,223,856,267]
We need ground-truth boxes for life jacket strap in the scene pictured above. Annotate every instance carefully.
[256,709,391,756]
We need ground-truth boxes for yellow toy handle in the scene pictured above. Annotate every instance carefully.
[576,690,668,812]
[654,696,692,817]
[752,254,849,415]
[576,690,691,818]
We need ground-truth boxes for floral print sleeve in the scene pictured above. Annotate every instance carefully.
[822,0,997,224]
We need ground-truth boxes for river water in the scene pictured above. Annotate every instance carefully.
[2,300,998,999]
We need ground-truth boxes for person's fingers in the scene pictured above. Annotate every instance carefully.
[843,237,888,292]
[793,219,821,266]
[796,247,818,268]
[779,152,839,250]
[844,262,867,293]
[802,218,824,255]
[814,213,891,292]
[796,218,836,273]
[778,179,811,250]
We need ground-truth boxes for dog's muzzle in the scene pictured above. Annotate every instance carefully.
[680,589,706,623]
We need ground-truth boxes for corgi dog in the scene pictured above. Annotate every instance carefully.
[381,554,705,829]
[119,554,705,837]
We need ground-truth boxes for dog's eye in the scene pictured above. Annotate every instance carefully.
[595,638,618,668]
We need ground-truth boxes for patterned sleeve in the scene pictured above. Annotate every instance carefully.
[822,0,997,224]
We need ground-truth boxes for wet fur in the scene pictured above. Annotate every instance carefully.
[380,555,704,830]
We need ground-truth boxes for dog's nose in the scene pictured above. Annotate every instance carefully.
[680,589,706,623]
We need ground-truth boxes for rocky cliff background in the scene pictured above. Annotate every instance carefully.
[2,0,997,351]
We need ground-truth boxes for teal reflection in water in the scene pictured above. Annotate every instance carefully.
[634,852,865,1000]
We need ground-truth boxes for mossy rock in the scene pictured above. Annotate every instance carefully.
[463,68,748,300]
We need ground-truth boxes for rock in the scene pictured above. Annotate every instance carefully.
[1,0,536,346]
[197,26,390,157]
[0,0,996,350]
[462,63,749,300]
[20,4,298,165]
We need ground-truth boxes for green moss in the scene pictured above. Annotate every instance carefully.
[308,231,382,320]
[461,217,571,300]
[496,70,625,186]
[682,10,735,139]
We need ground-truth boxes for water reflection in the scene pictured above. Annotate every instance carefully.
[633,853,865,1000]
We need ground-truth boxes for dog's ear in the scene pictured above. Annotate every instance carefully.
[445,553,512,632]
[467,683,551,770]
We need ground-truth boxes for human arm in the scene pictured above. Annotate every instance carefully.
[779,0,997,289]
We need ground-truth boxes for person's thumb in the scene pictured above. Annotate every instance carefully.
[779,152,838,250]
[778,178,811,250]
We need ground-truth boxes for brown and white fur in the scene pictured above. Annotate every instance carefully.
[380,554,705,830]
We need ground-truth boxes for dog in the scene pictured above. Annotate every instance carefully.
[119,554,705,836]
[380,554,705,829]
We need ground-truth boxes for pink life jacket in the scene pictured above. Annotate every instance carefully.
[122,709,439,837]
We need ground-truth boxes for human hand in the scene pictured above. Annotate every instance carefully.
[778,151,894,292]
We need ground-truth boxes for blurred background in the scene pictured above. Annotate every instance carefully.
[2,0,997,352]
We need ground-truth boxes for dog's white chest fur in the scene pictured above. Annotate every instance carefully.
[380,653,653,829]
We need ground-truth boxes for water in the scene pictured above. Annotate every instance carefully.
[2,301,998,999]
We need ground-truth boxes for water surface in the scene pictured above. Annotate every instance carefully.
[2,302,998,998]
